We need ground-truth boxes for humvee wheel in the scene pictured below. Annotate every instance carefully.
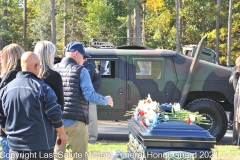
[186,98,228,142]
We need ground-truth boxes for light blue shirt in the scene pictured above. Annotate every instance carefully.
[63,67,108,126]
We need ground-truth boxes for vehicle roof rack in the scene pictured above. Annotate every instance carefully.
[116,45,153,50]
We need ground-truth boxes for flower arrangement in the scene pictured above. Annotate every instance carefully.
[125,94,210,130]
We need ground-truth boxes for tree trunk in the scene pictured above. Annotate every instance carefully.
[179,0,182,38]
[0,0,7,49]
[142,2,146,46]
[201,0,205,34]
[227,0,232,67]
[216,0,221,64]
[127,0,132,45]
[63,0,67,56]
[70,0,75,41]
[175,0,181,52]
[23,0,27,47]
[134,0,141,46]
[51,0,56,44]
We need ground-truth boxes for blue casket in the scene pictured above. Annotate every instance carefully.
[128,118,216,160]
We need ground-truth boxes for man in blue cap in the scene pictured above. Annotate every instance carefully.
[54,42,113,160]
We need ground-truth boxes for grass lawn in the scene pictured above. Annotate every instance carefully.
[87,141,240,160]
[63,140,240,160]
[1,141,240,160]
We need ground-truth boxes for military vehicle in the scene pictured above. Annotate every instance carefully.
[183,45,217,64]
[84,36,234,142]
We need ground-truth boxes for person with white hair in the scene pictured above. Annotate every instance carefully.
[231,56,240,145]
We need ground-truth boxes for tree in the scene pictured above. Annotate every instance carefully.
[175,0,181,52]
[51,0,56,44]
[63,0,68,50]
[28,0,52,46]
[142,1,146,46]
[227,0,233,67]
[23,0,27,47]
[0,0,8,49]
[85,0,118,43]
[127,0,132,45]
[145,0,174,49]
[215,0,221,64]
[134,0,141,45]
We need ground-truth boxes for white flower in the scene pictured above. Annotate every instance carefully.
[173,103,181,111]
[164,115,169,121]
[147,94,152,101]
[189,114,196,122]
[145,110,156,121]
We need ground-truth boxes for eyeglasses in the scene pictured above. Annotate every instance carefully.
[39,65,43,68]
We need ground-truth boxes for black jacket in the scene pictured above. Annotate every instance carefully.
[83,60,102,91]
[41,68,64,111]
[0,61,21,137]
[233,71,240,92]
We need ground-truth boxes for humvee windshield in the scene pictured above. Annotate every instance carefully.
[183,45,217,64]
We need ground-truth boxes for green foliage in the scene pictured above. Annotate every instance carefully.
[0,0,24,46]
[84,0,120,43]
[0,0,240,65]
[28,1,51,49]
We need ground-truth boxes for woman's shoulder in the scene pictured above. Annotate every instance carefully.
[2,69,19,80]
[49,69,61,77]
[44,69,62,81]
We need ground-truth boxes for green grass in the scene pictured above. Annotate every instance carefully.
[212,145,240,160]
[87,141,240,160]
[1,142,240,160]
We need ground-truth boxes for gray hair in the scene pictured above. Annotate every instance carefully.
[34,41,56,79]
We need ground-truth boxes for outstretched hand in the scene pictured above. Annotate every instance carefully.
[106,95,113,107]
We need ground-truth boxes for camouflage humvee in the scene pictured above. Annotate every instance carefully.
[85,39,234,142]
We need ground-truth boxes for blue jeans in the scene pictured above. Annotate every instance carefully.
[0,136,9,160]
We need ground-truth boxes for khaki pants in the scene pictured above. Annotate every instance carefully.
[54,121,88,160]
[88,104,98,143]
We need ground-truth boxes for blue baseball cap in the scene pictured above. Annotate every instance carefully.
[66,42,91,58]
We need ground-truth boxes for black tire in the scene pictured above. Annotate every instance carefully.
[186,98,228,142]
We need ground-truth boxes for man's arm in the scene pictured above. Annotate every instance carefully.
[80,67,113,106]
[43,84,67,144]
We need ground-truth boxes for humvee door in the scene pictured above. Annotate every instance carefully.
[128,56,177,110]
[89,56,127,120]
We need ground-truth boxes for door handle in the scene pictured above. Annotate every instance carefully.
[165,90,169,95]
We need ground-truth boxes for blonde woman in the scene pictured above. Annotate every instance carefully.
[0,43,24,160]
[34,41,64,111]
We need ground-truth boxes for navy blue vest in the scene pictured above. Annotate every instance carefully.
[55,57,89,124]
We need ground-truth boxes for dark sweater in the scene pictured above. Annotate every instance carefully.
[83,60,102,91]
[41,68,64,111]
[0,62,21,137]
[233,71,240,92]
